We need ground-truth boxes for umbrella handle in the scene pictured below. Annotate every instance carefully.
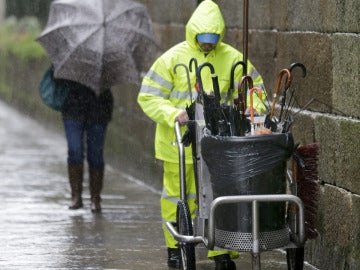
[238,75,254,111]
[279,62,307,122]
[289,62,307,77]
[196,62,216,100]
[174,63,192,101]
[237,75,253,118]
[189,58,198,73]
[227,61,247,104]
[270,69,292,119]
[249,87,263,123]
[189,57,201,99]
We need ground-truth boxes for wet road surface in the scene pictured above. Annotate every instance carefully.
[0,100,317,270]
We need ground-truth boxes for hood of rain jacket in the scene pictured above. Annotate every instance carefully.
[185,0,225,50]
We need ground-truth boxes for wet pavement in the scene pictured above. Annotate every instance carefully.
[0,100,317,270]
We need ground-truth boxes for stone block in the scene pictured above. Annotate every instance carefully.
[219,0,274,30]
[248,31,278,89]
[342,0,360,33]
[153,23,185,51]
[268,0,290,30]
[350,194,360,269]
[275,32,333,113]
[224,29,275,68]
[315,115,360,194]
[332,34,360,119]
[142,0,195,25]
[306,184,360,269]
[284,0,359,33]
[288,1,323,31]
[318,0,341,32]
[323,0,360,33]
[217,0,244,28]
[218,0,291,30]
[290,113,316,144]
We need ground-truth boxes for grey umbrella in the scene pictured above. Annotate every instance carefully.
[37,0,159,94]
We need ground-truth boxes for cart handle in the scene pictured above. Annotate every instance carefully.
[175,121,187,201]
[208,194,306,251]
[165,221,205,244]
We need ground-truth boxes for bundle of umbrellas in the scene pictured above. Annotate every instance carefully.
[37,0,159,95]
[179,60,306,137]
[265,62,307,133]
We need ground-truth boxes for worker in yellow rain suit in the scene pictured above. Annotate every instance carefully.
[137,1,266,269]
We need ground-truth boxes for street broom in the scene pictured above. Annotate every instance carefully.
[293,143,320,240]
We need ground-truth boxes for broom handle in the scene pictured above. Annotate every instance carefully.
[243,0,249,76]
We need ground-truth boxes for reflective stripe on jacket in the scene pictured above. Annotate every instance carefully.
[137,0,265,163]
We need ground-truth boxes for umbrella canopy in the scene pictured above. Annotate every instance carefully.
[37,0,159,94]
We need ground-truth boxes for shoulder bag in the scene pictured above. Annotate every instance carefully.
[39,66,70,111]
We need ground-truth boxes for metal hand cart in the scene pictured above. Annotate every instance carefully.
[165,121,306,270]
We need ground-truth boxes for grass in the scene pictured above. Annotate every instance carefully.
[0,16,46,61]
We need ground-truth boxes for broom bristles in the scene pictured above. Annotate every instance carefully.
[293,143,320,240]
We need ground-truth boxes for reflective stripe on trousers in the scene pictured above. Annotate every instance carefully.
[161,162,197,248]
[160,161,238,259]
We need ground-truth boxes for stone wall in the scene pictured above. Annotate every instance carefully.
[1,0,359,269]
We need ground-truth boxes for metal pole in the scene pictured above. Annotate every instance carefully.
[174,121,187,201]
[165,221,204,244]
[252,200,261,270]
[243,0,249,75]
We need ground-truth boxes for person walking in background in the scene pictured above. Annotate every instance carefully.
[137,1,266,269]
[58,72,114,213]
[36,0,155,215]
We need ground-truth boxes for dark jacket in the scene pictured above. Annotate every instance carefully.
[60,80,114,124]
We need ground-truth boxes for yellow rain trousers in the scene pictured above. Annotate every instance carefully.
[161,162,239,259]
[161,162,197,249]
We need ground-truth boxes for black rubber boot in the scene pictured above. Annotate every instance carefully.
[214,254,236,270]
[167,248,182,269]
[68,163,84,210]
[89,167,104,213]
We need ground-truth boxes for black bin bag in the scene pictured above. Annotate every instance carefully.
[201,131,294,233]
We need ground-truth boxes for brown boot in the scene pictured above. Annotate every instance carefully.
[68,163,84,210]
[89,167,104,213]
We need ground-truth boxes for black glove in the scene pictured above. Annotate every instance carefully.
[186,102,196,120]
[181,120,196,147]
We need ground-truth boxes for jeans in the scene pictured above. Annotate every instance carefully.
[63,120,108,168]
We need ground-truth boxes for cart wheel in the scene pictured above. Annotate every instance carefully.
[176,200,196,270]
[286,247,304,270]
